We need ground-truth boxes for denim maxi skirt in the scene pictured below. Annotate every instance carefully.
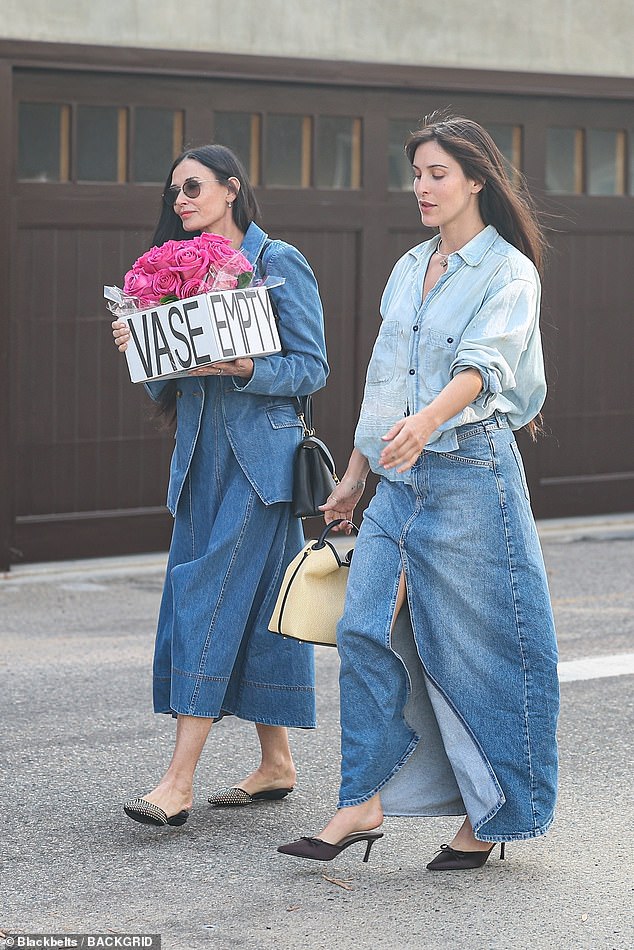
[337,415,559,841]
[152,379,316,726]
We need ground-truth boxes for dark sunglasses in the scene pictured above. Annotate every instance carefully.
[162,177,223,206]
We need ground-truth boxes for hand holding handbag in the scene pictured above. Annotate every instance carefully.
[292,395,338,519]
[268,519,357,647]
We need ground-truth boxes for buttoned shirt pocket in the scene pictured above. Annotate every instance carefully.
[366,321,400,385]
[423,329,459,394]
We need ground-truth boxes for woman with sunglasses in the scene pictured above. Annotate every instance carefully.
[278,114,559,869]
[112,144,328,828]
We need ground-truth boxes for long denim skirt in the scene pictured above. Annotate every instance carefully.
[152,384,315,726]
[337,415,559,841]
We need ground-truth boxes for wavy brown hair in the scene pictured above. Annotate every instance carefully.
[405,112,546,437]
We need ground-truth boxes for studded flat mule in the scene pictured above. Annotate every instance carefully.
[208,786,294,807]
[123,797,190,827]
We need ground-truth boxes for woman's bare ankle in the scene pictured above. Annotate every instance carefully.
[143,776,194,812]
[318,799,383,844]
[450,817,490,852]
[238,762,297,795]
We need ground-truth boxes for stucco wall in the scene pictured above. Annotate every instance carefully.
[1,0,632,78]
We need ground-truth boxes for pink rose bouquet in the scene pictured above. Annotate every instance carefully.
[121,233,254,308]
[104,233,286,325]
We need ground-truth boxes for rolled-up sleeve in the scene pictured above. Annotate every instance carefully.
[450,277,539,411]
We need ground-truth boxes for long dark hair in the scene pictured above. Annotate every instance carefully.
[405,112,546,274]
[405,112,546,437]
[150,144,261,425]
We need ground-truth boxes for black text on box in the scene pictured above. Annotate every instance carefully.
[124,286,281,383]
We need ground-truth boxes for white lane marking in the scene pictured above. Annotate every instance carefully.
[558,653,634,682]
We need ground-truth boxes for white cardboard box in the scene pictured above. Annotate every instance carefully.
[122,286,281,383]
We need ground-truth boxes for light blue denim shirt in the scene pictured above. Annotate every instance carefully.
[354,225,546,482]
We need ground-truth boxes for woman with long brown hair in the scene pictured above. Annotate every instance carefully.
[278,113,559,870]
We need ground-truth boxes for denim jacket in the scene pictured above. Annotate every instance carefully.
[354,225,546,482]
[146,222,329,511]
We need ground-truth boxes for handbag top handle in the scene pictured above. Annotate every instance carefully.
[313,519,358,549]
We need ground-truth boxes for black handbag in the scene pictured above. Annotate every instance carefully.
[292,395,338,519]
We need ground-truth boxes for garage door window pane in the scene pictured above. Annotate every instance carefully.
[215,112,258,182]
[546,127,582,194]
[265,115,308,187]
[315,116,361,189]
[389,119,417,191]
[77,106,123,182]
[487,124,522,180]
[18,102,66,181]
[587,129,624,196]
[134,108,182,182]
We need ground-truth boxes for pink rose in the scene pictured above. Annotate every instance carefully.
[196,233,238,269]
[181,278,214,297]
[123,268,158,303]
[136,240,181,273]
[168,244,210,281]
[121,234,253,306]
[196,232,233,251]
[215,250,253,278]
[211,246,239,270]
[151,270,182,298]
[193,233,253,288]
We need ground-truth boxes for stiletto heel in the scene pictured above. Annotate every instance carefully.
[363,837,377,863]
[426,841,505,870]
[278,830,384,863]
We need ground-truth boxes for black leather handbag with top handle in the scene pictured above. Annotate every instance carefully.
[291,395,338,519]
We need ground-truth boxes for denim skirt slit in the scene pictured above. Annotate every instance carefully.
[337,416,559,841]
[152,381,315,726]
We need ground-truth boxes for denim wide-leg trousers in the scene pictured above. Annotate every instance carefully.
[152,383,315,726]
[337,416,559,841]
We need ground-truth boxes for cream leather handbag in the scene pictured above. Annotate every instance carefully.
[268,520,357,647]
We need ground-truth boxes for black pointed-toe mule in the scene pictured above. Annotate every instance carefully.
[426,842,506,870]
[277,830,384,863]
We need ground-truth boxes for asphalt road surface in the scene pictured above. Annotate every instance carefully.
[1,515,633,950]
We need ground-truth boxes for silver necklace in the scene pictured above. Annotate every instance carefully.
[436,239,449,269]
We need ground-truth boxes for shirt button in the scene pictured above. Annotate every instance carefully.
[413,325,419,331]
[447,337,454,343]
[409,369,416,375]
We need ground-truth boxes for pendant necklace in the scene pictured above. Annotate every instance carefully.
[436,239,449,269]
